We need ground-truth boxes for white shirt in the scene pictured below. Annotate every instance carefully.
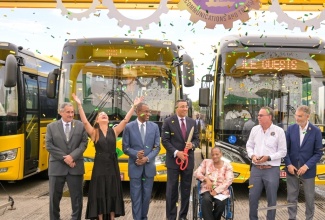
[299,122,309,146]
[177,116,187,129]
[246,124,287,166]
[62,120,71,133]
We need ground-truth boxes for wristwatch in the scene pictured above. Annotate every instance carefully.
[267,156,271,161]
[192,143,195,150]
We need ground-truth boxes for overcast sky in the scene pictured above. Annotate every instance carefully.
[1,8,324,100]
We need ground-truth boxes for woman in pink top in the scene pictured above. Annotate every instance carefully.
[194,147,234,220]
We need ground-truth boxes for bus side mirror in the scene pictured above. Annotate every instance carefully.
[47,68,60,99]
[4,54,17,87]
[199,88,210,107]
[181,54,194,87]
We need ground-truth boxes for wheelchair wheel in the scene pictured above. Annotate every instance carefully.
[225,186,235,220]
[192,185,198,220]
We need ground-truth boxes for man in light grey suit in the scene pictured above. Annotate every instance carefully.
[46,102,88,220]
[123,102,160,220]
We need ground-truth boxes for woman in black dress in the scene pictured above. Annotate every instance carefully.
[72,93,143,220]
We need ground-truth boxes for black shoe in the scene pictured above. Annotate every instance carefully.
[179,218,188,220]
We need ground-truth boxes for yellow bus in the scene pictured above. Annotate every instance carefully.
[199,35,325,184]
[46,38,195,183]
[0,42,60,181]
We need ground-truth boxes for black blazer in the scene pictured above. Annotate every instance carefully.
[161,115,199,170]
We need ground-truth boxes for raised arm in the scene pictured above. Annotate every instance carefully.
[72,93,95,137]
[114,96,144,137]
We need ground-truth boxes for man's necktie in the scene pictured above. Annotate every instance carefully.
[140,123,145,143]
[65,123,70,141]
[180,118,186,140]
[197,120,201,131]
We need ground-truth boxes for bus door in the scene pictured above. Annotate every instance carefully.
[23,73,40,176]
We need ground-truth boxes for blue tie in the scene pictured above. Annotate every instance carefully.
[141,123,145,143]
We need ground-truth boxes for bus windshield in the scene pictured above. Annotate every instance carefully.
[59,42,179,124]
[217,51,325,146]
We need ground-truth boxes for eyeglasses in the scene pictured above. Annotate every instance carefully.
[177,105,189,109]
[257,114,269,117]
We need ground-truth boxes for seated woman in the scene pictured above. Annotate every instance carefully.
[194,147,234,220]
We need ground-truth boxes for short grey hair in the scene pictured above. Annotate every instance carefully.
[59,102,73,112]
[261,106,274,119]
[296,105,311,115]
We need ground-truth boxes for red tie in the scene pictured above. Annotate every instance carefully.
[180,118,186,140]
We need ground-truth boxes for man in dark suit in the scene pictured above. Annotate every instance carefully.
[123,102,160,220]
[161,99,199,220]
[46,102,88,220]
[284,105,323,220]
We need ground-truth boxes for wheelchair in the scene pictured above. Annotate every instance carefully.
[192,180,234,220]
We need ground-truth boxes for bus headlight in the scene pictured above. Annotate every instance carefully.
[317,174,325,180]
[220,148,246,163]
[0,149,18,161]
[155,154,166,165]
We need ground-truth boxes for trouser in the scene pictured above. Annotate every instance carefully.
[166,168,193,220]
[201,191,227,220]
[49,174,83,220]
[249,166,279,220]
[130,173,154,220]
[286,173,315,220]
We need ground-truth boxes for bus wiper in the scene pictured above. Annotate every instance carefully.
[87,89,114,123]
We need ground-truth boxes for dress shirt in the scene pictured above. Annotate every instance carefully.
[299,121,309,146]
[246,124,287,166]
[137,119,146,138]
[62,120,71,133]
[178,116,187,129]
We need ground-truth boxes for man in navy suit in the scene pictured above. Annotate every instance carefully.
[284,105,323,220]
[161,99,199,220]
[123,102,160,220]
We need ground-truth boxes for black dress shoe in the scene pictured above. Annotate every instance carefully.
[179,218,188,220]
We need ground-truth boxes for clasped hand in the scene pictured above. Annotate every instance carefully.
[252,155,268,164]
[287,164,308,176]
[135,150,147,166]
[63,155,76,168]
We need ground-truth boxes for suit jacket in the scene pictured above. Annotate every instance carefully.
[46,119,88,176]
[122,120,160,178]
[284,122,323,179]
[161,115,199,170]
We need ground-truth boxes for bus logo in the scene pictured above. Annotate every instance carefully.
[177,0,261,29]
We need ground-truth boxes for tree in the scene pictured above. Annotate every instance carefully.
[192,100,200,112]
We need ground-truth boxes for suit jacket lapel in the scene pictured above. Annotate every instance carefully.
[58,120,67,143]
[69,120,75,141]
[174,115,185,142]
[133,121,143,146]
